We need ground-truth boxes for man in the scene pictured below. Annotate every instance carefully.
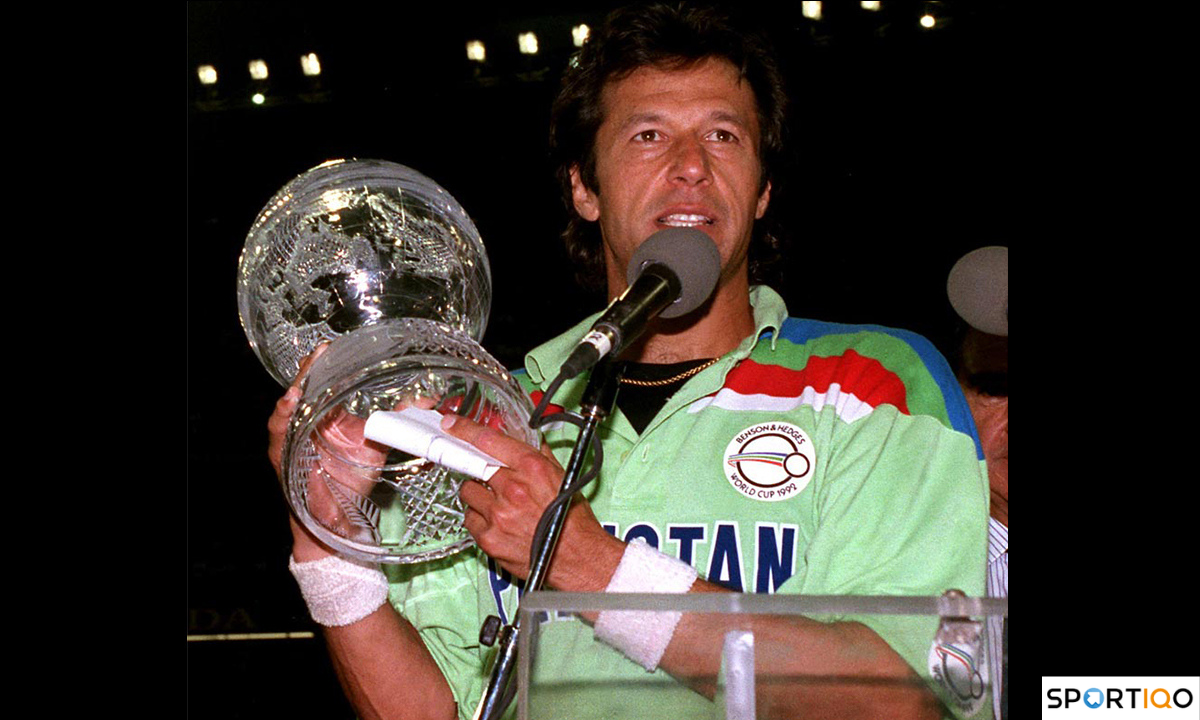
[947,244,1008,720]
[949,253,1008,720]
[963,341,1007,720]
[270,4,990,719]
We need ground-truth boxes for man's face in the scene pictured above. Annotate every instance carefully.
[965,387,1008,516]
[570,57,771,296]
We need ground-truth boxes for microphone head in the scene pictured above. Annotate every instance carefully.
[947,246,1008,336]
[626,228,721,319]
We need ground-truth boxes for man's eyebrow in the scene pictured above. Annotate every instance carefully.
[616,112,665,131]
[709,110,749,127]
[616,110,751,131]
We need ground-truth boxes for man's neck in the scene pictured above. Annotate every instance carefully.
[618,276,756,364]
[990,490,1008,528]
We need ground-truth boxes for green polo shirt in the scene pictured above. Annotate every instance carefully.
[385,286,990,719]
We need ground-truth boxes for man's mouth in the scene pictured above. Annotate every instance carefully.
[657,213,714,228]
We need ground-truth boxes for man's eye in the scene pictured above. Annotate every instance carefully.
[635,130,661,142]
[709,129,737,142]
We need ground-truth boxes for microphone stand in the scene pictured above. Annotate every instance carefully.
[472,359,624,720]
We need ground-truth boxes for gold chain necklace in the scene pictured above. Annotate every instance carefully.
[619,358,719,387]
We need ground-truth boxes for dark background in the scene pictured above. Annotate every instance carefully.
[188,1,1029,716]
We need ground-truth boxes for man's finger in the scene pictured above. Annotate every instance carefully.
[293,342,330,389]
[439,413,538,466]
[271,386,301,422]
[458,478,495,515]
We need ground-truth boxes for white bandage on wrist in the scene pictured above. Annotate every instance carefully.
[593,538,698,672]
[288,554,390,627]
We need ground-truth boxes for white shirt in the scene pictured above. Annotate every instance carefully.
[987,517,1008,719]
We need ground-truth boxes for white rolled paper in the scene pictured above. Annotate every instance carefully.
[363,407,505,481]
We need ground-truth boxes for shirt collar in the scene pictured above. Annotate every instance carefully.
[748,284,786,351]
[524,284,787,384]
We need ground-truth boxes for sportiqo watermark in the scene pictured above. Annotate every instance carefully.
[1043,677,1199,715]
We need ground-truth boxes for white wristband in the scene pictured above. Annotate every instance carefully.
[288,554,390,627]
[593,538,698,672]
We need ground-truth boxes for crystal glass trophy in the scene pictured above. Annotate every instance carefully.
[237,159,535,563]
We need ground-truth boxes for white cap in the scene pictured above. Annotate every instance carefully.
[947,246,1008,336]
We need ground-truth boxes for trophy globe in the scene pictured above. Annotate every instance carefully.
[237,159,536,563]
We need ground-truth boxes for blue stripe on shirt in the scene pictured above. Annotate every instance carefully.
[770,318,983,459]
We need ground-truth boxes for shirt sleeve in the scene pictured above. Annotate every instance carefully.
[385,551,491,720]
[783,402,990,717]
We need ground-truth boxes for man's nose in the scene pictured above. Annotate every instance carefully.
[669,138,712,186]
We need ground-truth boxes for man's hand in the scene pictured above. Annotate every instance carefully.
[267,343,389,559]
[268,343,329,478]
[440,414,624,591]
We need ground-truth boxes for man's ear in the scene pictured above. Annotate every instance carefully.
[569,165,601,222]
[755,180,771,220]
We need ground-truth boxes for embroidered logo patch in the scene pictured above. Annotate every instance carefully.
[723,422,815,502]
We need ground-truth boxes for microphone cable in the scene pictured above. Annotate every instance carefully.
[526,409,604,574]
[524,358,623,582]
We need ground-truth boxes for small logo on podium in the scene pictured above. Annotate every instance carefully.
[929,641,988,716]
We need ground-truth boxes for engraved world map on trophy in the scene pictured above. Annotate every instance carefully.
[237,159,535,563]
[237,158,493,387]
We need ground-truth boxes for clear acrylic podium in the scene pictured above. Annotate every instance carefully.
[513,591,1007,720]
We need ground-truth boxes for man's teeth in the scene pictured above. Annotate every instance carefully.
[659,214,713,227]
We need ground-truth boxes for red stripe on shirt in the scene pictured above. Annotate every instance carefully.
[529,390,565,416]
[721,352,910,415]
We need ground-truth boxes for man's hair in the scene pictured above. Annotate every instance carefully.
[548,2,790,292]
[954,326,1008,397]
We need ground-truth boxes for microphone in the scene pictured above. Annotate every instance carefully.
[558,227,721,379]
